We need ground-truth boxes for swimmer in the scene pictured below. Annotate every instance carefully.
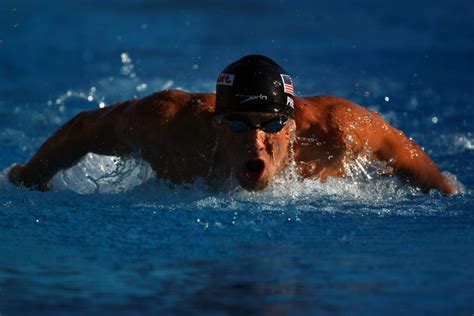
[8,55,456,195]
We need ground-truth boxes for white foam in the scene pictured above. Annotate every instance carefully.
[49,153,155,194]
[454,134,474,151]
[442,171,466,195]
[2,146,462,205]
[0,154,466,219]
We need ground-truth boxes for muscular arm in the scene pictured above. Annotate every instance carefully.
[8,102,134,190]
[297,96,455,195]
[8,89,216,190]
[343,101,455,195]
[374,124,454,195]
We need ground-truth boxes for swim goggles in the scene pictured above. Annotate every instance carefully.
[224,115,289,133]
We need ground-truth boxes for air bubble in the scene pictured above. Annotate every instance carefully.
[162,80,174,89]
[136,83,147,92]
[120,52,131,64]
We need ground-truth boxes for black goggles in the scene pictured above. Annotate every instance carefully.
[224,116,290,134]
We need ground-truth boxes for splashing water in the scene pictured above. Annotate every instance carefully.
[22,142,462,219]
[49,154,155,194]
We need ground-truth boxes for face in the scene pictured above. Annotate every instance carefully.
[218,112,295,191]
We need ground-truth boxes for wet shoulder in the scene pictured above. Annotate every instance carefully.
[127,90,216,121]
[295,95,363,116]
[294,95,378,131]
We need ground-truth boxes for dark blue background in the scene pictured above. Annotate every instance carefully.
[1,1,473,315]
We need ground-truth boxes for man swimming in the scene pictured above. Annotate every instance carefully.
[8,55,456,194]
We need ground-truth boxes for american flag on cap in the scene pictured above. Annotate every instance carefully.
[280,74,294,95]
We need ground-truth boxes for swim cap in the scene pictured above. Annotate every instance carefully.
[215,55,295,117]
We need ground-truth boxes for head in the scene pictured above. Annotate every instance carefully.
[215,55,296,191]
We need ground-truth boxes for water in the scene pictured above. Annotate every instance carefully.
[1,0,474,315]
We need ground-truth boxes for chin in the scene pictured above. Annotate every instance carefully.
[238,176,270,191]
[237,158,272,191]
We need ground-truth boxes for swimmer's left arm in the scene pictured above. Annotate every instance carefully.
[321,96,456,195]
[373,124,455,195]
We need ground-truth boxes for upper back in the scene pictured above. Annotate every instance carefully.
[111,90,219,181]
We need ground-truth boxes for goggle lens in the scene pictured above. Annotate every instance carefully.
[226,116,289,134]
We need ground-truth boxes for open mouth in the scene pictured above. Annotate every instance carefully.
[243,159,265,182]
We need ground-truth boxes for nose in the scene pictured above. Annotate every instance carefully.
[245,130,266,156]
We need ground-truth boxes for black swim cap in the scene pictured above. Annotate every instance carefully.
[215,55,295,117]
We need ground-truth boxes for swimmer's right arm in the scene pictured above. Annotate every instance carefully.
[8,101,135,191]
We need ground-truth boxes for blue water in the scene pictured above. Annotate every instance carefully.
[1,0,474,315]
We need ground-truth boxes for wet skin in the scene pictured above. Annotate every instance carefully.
[8,89,456,195]
[219,112,295,191]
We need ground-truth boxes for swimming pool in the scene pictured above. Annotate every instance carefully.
[1,0,473,315]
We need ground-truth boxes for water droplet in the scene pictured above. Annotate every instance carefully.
[384,96,390,102]
[192,64,199,70]
[99,102,106,108]
[431,116,438,124]
[120,52,131,64]
[136,83,147,91]
[162,80,174,89]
